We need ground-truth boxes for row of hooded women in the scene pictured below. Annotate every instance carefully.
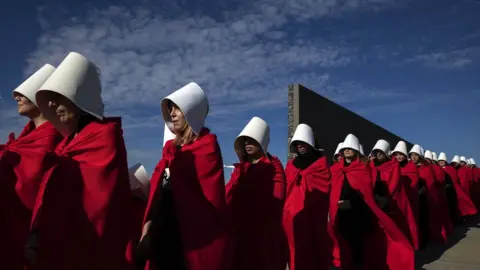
[1,51,479,270]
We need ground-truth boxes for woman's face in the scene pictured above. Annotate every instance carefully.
[168,102,187,134]
[438,160,447,167]
[374,150,387,162]
[410,153,421,163]
[394,152,407,162]
[47,92,82,131]
[296,142,311,155]
[343,148,357,159]
[14,93,37,116]
[244,137,263,157]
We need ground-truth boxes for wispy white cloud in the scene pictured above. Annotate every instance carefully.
[401,47,480,70]
[1,0,405,162]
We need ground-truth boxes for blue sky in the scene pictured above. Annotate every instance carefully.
[1,0,479,177]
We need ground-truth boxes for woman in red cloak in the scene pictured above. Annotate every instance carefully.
[456,156,474,198]
[329,134,414,270]
[408,145,449,248]
[437,153,477,224]
[332,142,343,164]
[25,52,133,270]
[283,124,332,270]
[226,116,287,270]
[137,82,231,270]
[370,140,418,250]
[0,64,62,270]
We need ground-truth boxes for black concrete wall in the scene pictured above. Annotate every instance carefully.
[287,84,413,162]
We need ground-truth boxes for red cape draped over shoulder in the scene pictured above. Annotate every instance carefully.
[0,121,62,270]
[371,159,419,250]
[28,118,133,270]
[126,198,148,264]
[400,161,420,225]
[457,166,473,197]
[443,166,477,217]
[417,164,450,244]
[329,159,414,270]
[226,154,287,270]
[431,164,453,235]
[283,156,332,270]
[473,168,480,208]
[143,129,231,270]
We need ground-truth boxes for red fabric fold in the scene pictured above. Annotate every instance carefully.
[126,198,148,264]
[457,166,473,197]
[371,159,419,250]
[0,121,62,270]
[431,164,453,235]
[226,155,287,270]
[28,118,133,270]
[473,168,480,208]
[400,161,420,225]
[143,129,231,270]
[417,164,450,244]
[443,165,477,217]
[329,159,414,270]
[283,156,332,270]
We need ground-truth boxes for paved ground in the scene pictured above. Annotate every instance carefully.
[416,216,480,269]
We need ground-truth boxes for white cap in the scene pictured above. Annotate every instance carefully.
[409,144,424,157]
[460,156,467,163]
[438,152,447,162]
[470,158,476,165]
[451,155,460,163]
[128,163,150,196]
[424,150,433,160]
[36,52,104,136]
[371,139,391,156]
[13,64,56,107]
[339,134,360,152]
[432,152,438,161]
[289,123,323,153]
[161,82,209,135]
[392,141,408,156]
[163,123,176,147]
[334,142,343,158]
[359,144,365,156]
[234,117,270,156]
[467,159,472,165]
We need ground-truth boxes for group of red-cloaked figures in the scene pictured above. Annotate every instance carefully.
[1,51,479,270]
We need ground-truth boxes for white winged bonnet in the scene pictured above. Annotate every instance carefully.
[289,123,323,153]
[161,82,209,135]
[339,134,361,152]
[392,141,408,156]
[13,64,56,107]
[36,52,104,136]
[234,117,270,157]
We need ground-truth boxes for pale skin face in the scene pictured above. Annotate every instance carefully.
[394,152,407,163]
[14,93,38,117]
[343,148,357,162]
[168,102,187,134]
[244,137,264,161]
[374,150,387,163]
[47,92,83,133]
[438,160,447,167]
[410,153,421,164]
[460,161,466,167]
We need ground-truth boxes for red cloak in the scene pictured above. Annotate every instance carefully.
[431,164,453,235]
[417,164,449,244]
[27,118,133,270]
[371,159,419,250]
[329,159,414,270]
[143,128,231,270]
[126,198,148,265]
[226,154,287,270]
[0,121,62,270]
[473,168,480,208]
[442,165,477,217]
[457,166,473,197]
[283,156,332,270]
[399,161,420,224]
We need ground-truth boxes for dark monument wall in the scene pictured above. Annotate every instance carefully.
[287,84,413,162]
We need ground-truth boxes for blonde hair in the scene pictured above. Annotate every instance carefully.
[174,124,197,146]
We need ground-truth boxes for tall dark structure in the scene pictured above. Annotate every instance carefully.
[287,84,413,162]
